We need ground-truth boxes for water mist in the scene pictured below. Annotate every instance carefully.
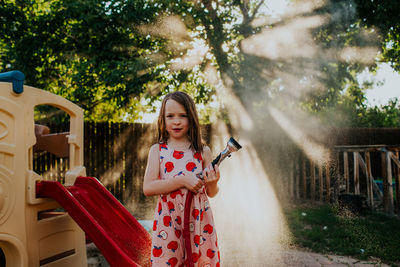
[138,0,381,265]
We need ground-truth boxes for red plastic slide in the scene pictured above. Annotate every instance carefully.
[36,176,151,267]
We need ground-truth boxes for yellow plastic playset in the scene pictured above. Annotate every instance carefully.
[0,71,151,267]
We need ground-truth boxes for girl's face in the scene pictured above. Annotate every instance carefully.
[164,99,189,141]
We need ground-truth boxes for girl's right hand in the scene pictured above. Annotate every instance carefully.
[181,174,204,193]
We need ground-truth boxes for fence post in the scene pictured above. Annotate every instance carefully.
[383,151,394,215]
[343,152,349,193]
[310,161,315,201]
[365,152,374,208]
[288,160,294,198]
[395,152,400,215]
[318,163,323,201]
[353,152,360,194]
[295,159,300,199]
[302,157,307,199]
[325,161,331,202]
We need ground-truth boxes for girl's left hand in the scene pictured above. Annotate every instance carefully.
[203,163,220,185]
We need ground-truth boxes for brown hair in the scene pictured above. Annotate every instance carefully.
[157,91,204,152]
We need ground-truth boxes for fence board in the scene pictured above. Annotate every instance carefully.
[302,158,307,198]
[384,152,394,215]
[310,161,315,200]
[325,162,330,202]
[318,164,323,201]
[33,122,156,204]
[33,124,400,216]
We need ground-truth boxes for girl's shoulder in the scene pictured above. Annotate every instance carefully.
[150,143,159,150]
[146,144,160,164]
[149,143,162,154]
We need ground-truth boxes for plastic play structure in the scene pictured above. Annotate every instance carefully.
[0,71,151,266]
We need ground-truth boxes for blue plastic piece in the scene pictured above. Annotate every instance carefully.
[375,180,396,192]
[0,70,25,94]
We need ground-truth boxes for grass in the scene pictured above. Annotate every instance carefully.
[284,203,400,266]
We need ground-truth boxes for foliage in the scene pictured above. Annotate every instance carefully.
[0,0,215,122]
[357,99,400,127]
[160,0,394,129]
[285,204,400,265]
[353,0,400,71]
[0,0,399,126]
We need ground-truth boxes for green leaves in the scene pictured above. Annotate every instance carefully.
[1,0,399,126]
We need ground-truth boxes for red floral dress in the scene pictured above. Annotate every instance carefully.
[151,143,220,267]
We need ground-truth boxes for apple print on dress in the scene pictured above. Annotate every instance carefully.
[192,208,200,220]
[157,230,168,240]
[158,202,162,215]
[173,150,185,159]
[173,171,184,178]
[204,200,210,211]
[170,189,184,199]
[160,143,168,150]
[152,246,163,257]
[165,161,174,173]
[186,161,197,172]
[207,249,215,259]
[167,241,179,252]
[163,215,172,227]
[193,152,202,163]
[167,201,175,212]
[192,250,201,263]
[153,220,158,231]
[166,257,178,267]
[203,224,214,234]
[193,235,206,247]
[160,155,164,164]
[174,228,182,238]
[175,216,182,225]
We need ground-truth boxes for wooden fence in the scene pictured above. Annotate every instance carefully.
[34,123,400,216]
[33,122,211,205]
[34,122,158,204]
[286,128,400,216]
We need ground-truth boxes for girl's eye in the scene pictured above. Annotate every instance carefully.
[181,114,187,117]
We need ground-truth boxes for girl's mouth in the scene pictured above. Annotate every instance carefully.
[173,128,182,132]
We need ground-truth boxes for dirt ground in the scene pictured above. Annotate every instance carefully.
[86,243,390,267]
[86,199,392,266]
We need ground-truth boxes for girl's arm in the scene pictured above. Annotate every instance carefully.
[202,146,220,198]
[143,144,203,196]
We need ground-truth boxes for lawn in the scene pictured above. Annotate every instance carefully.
[284,203,400,266]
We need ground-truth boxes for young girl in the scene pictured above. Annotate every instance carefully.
[143,91,221,267]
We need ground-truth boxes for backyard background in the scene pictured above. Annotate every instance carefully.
[2,0,400,265]
[33,122,400,217]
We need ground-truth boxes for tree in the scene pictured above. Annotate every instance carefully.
[353,0,400,71]
[0,0,214,122]
[156,1,385,128]
[1,0,398,127]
